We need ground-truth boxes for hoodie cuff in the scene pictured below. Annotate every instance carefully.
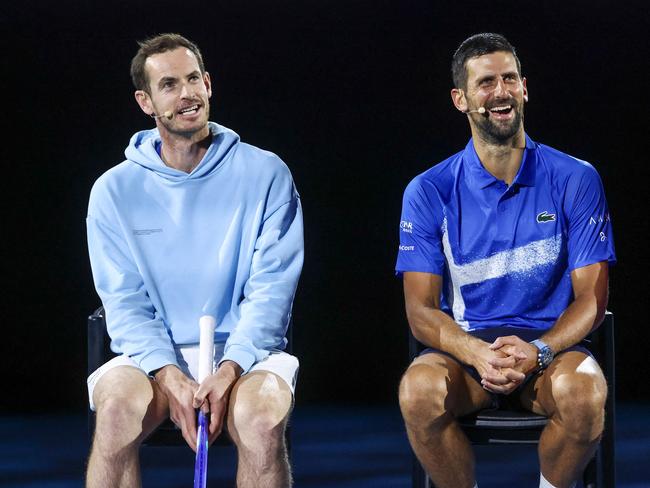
[139,349,180,377]
[220,345,257,374]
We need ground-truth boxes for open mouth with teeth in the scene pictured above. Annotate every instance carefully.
[178,104,200,116]
[488,105,513,116]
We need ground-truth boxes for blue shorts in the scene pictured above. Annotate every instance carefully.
[419,326,592,404]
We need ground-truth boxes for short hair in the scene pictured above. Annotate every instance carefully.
[130,33,206,93]
[451,33,521,90]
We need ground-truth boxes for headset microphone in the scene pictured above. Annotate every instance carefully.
[151,111,174,120]
[464,107,486,115]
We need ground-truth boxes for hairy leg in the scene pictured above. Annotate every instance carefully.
[86,366,168,488]
[520,351,607,488]
[399,353,492,488]
[227,371,293,488]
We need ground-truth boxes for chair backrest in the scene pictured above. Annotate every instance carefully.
[87,307,113,377]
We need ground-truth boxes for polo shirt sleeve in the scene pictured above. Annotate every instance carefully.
[565,162,616,271]
[395,177,446,276]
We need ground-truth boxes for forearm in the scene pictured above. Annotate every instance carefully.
[407,304,487,367]
[154,364,184,384]
[540,292,606,353]
[88,214,177,373]
[225,198,303,372]
[216,360,243,380]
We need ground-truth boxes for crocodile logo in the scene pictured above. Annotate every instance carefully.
[537,211,556,223]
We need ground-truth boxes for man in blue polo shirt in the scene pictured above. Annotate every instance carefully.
[396,33,615,488]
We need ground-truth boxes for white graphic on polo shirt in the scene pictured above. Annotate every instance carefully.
[589,213,610,225]
[600,232,607,242]
[399,245,415,251]
[441,218,561,330]
[400,221,413,233]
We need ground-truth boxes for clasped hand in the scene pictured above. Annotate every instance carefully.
[155,362,241,452]
[476,335,538,395]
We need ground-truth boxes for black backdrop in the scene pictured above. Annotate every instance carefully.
[3,0,648,413]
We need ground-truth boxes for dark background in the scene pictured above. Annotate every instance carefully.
[3,0,648,414]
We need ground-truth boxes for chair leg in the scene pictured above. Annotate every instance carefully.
[601,312,616,487]
[602,394,616,487]
[412,455,432,488]
[582,450,598,488]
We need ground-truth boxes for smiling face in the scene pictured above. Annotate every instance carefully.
[452,51,528,144]
[135,47,212,138]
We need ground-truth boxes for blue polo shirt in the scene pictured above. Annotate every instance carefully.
[396,135,616,331]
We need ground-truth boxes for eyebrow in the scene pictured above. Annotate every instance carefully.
[156,70,202,90]
[475,71,519,85]
[157,76,177,89]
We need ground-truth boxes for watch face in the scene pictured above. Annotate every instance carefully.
[532,340,554,368]
[540,347,553,367]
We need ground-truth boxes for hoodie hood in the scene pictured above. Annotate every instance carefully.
[124,122,240,181]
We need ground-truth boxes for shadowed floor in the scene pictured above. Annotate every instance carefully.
[1,403,648,487]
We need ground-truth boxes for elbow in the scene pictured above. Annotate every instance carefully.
[588,293,608,332]
[592,304,607,332]
[595,286,609,330]
[405,305,430,344]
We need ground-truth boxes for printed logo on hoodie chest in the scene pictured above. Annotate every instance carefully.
[133,228,163,236]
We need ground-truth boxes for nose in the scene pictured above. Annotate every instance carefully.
[179,82,193,99]
[493,77,508,98]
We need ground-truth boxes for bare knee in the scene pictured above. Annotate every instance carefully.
[230,373,292,452]
[399,364,451,428]
[92,369,160,454]
[229,377,293,485]
[551,370,607,442]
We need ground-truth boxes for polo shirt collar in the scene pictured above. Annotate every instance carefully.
[463,133,537,189]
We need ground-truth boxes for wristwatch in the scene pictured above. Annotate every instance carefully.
[530,339,554,371]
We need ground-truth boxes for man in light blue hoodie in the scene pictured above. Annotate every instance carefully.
[86,33,303,488]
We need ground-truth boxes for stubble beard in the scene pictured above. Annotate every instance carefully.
[475,102,524,146]
[158,101,211,139]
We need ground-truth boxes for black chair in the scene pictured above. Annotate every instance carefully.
[88,307,293,448]
[409,312,616,488]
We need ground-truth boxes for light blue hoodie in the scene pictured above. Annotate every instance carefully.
[87,122,303,374]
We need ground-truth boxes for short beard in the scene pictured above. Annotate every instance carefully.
[475,104,524,145]
[155,102,211,138]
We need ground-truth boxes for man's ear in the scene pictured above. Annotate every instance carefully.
[451,88,467,113]
[203,71,212,99]
[522,77,528,103]
[135,90,153,116]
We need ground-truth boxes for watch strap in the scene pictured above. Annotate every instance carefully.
[530,339,554,370]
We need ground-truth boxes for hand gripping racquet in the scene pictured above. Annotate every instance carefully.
[193,315,216,488]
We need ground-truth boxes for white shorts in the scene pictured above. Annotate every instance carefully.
[87,343,299,411]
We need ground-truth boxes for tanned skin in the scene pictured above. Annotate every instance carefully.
[399,51,609,488]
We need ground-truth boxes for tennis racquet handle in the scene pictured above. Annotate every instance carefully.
[194,315,216,488]
[198,315,216,382]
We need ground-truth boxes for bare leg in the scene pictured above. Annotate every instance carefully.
[227,371,293,488]
[521,351,607,488]
[399,353,492,488]
[86,366,168,488]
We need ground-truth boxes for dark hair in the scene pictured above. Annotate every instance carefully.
[451,33,521,90]
[130,33,205,93]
